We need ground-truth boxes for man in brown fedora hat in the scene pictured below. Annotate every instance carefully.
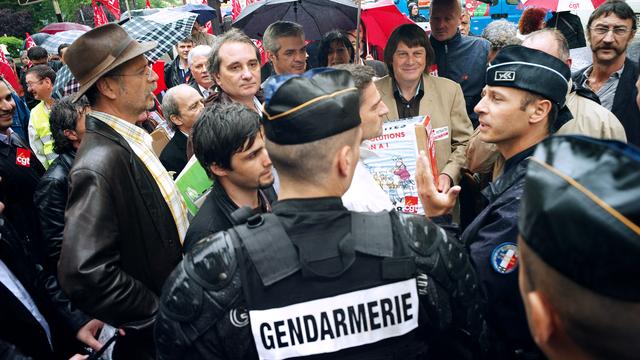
[58,23,188,359]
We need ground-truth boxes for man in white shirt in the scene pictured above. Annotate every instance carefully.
[337,64,393,212]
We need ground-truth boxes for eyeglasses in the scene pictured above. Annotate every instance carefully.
[109,63,155,81]
[590,26,632,37]
[26,78,45,88]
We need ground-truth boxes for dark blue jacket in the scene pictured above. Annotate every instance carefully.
[462,147,542,358]
[10,93,30,141]
[430,31,489,128]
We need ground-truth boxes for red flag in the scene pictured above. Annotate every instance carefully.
[0,52,9,67]
[200,0,214,34]
[232,0,242,20]
[251,39,268,65]
[25,33,36,50]
[146,0,151,9]
[98,0,121,20]
[92,0,109,27]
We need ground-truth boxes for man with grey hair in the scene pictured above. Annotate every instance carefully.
[430,0,490,127]
[262,21,307,80]
[188,44,214,98]
[206,28,262,111]
[481,19,521,62]
[160,84,204,176]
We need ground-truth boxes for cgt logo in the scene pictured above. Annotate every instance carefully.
[15,148,31,167]
[494,71,515,81]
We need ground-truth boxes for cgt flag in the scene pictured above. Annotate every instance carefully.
[232,0,242,20]
[146,0,151,9]
[25,33,36,50]
[92,0,109,27]
[98,0,121,20]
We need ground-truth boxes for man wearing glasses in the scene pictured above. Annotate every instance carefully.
[58,24,188,359]
[573,0,640,146]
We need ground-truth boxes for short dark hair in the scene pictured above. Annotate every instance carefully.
[520,92,558,132]
[317,31,355,67]
[27,46,48,61]
[384,24,435,77]
[50,95,89,154]
[58,43,70,56]
[178,36,194,45]
[587,0,637,31]
[263,21,305,54]
[26,65,56,84]
[192,102,261,179]
[332,63,375,104]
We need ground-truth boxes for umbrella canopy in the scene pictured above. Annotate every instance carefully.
[40,22,92,35]
[172,4,217,25]
[233,0,359,40]
[39,30,86,55]
[53,11,197,99]
[361,0,413,51]
[519,0,605,12]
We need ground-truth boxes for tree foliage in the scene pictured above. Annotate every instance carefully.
[0,36,24,58]
[0,8,36,37]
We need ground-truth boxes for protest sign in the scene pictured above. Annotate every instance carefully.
[362,116,438,214]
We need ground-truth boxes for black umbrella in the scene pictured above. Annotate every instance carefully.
[233,0,359,41]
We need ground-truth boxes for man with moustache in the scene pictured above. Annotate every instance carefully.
[188,45,214,98]
[58,24,188,359]
[572,0,639,146]
[206,29,263,112]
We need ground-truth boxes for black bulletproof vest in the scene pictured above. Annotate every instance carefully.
[230,211,429,360]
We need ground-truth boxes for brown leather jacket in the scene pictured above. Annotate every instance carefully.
[58,115,183,355]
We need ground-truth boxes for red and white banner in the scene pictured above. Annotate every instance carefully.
[98,0,121,20]
[92,0,109,27]
[232,0,242,20]
[25,33,36,50]
[146,0,151,8]
[251,39,268,65]
[0,52,9,67]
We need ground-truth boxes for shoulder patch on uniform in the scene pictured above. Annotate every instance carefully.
[490,242,519,274]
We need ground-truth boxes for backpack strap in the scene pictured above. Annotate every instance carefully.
[232,213,300,287]
[352,211,394,257]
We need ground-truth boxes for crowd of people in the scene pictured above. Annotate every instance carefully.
[0,0,639,359]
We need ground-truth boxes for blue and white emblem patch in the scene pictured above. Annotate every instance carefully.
[490,242,519,274]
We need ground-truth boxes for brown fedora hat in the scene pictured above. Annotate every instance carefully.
[65,23,157,102]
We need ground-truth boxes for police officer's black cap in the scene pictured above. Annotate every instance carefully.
[487,45,571,108]
[519,136,640,301]
[262,68,361,145]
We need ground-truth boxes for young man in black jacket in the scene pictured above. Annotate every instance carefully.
[183,102,276,252]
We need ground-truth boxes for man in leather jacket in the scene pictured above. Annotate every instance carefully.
[58,24,187,359]
[155,68,488,359]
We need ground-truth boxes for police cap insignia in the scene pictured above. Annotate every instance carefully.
[262,68,360,145]
[491,242,519,274]
[486,45,570,108]
[519,136,640,301]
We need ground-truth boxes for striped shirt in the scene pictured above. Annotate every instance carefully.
[92,111,189,243]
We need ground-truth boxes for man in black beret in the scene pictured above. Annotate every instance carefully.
[154,68,489,359]
[417,45,572,359]
[518,135,640,360]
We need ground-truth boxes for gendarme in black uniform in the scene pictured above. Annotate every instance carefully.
[154,69,488,359]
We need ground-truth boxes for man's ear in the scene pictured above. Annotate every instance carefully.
[95,77,118,100]
[212,72,222,85]
[528,98,552,126]
[63,129,79,142]
[211,163,229,178]
[267,51,277,64]
[336,145,354,178]
[169,114,183,127]
[526,291,558,347]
